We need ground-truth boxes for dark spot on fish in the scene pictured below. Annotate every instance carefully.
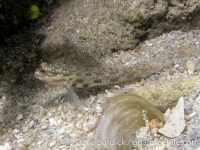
[83,83,89,88]
[94,79,102,83]
[76,72,82,76]
[85,72,92,76]
[126,74,133,78]
[109,70,115,75]
[76,78,84,83]
[95,71,105,76]
[72,82,77,87]
[110,77,119,82]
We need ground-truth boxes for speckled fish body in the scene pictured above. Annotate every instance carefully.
[34,56,173,89]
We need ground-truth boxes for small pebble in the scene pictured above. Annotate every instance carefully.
[29,120,34,128]
[12,129,20,134]
[17,138,24,143]
[57,105,62,111]
[16,114,23,121]
[185,59,196,72]
[49,141,56,147]
[41,125,48,130]
[114,85,120,89]
[146,41,153,46]
[169,69,175,75]
[185,112,196,121]
[49,118,56,126]
[69,132,77,138]
[140,79,146,86]
[0,143,12,150]
[105,90,114,98]
[2,95,6,100]
[167,74,171,80]
[174,64,179,68]
[86,132,94,140]
[57,126,66,134]
[22,126,29,133]
[96,105,103,114]
[51,108,56,113]
[87,116,99,130]
[144,53,150,57]
[188,70,194,75]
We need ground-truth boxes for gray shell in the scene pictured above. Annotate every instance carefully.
[94,94,164,150]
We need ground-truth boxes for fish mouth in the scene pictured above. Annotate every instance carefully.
[34,69,45,80]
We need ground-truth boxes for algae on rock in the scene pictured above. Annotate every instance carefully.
[130,75,200,112]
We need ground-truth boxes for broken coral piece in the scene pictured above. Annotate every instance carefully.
[158,97,185,138]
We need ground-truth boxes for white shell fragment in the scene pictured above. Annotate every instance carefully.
[158,97,185,138]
